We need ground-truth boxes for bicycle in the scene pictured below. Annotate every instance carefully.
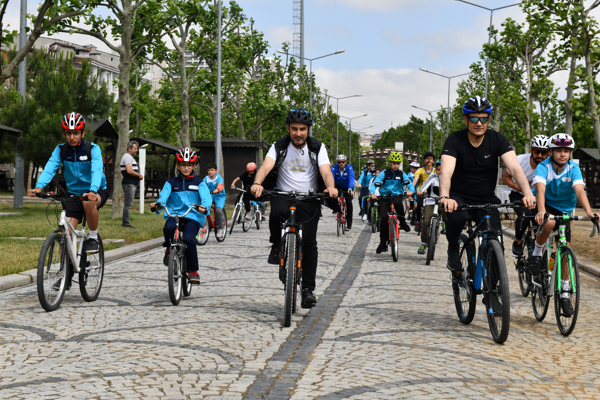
[514,214,538,297]
[197,203,228,245]
[336,192,348,236]
[152,202,205,305]
[528,213,599,336]
[250,200,263,230]
[451,201,522,344]
[260,189,329,328]
[423,196,442,266]
[35,193,104,312]
[229,187,246,234]
[373,183,412,262]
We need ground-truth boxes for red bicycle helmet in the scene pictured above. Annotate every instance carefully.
[246,162,257,171]
[62,112,86,130]
[176,147,198,163]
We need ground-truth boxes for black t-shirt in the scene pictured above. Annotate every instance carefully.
[238,171,255,190]
[442,128,513,200]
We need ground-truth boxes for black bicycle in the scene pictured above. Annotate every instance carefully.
[260,189,329,327]
[514,214,538,297]
[452,201,522,344]
[423,196,442,265]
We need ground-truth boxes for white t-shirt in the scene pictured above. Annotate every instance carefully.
[265,141,330,192]
[507,153,536,195]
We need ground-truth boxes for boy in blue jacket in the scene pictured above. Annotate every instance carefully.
[203,162,227,238]
[370,152,415,254]
[332,154,355,229]
[151,148,212,284]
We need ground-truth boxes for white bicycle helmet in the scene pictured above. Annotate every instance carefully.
[409,161,420,168]
[530,135,550,149]
[549,133,575,149]
[336,154,347,161]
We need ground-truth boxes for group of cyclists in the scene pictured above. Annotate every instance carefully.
[28,95,599,323]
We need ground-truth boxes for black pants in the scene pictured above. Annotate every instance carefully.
[509,191,538,241]
[237,192,257,214]
[445,193,503,249]
[335,184,353,229]
[163,217,201,272]
[415,195,424,222]
[269,196,321,291]
[378,195,406,243]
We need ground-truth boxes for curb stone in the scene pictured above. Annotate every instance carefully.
[0,237,164,292]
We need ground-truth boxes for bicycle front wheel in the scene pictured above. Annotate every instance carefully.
[255,209,261,230]
[229,204,240,234]
[216,208,228,242]
[79,235,104,302]
[168,248,183,305]
[242,207,253,232]
[197,220,210,246]
[426,218,438,265]
[37,232,68,312]
[182,257,193,297]
[390,216,398,262]
[554,247,580,336]
[485,240,511,344]
[453,234,477,324]
[337,213,341,236]
[283,234,296,327]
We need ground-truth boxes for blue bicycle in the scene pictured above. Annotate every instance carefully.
[452,201,522,344]
[243,200,264,231]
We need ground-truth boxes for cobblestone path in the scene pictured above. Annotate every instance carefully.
[1,214,600,399]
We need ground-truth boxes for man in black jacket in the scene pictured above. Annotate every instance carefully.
[252,109,338,308]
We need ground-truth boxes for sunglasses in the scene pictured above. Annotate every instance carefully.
[552,139,573,147]
[337,161,346,164]
[468,116,490,124]
[532,149,548,155]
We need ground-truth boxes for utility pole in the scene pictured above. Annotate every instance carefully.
[215,0,222,173]
[14,0,27,209]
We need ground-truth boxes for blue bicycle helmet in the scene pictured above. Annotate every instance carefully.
[462,96,493,115]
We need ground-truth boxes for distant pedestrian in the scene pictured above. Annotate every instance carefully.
[120,140,143,228]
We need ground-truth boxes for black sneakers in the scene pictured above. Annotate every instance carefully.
[163,248,170,266]
[446,246,462,272]
[512,240,523,258]
[268,245,280,265]
[86,238,99,253]
[301,289,317,308]
[528,256,542,276]
[560,297,574,317]
[376,242,388,254]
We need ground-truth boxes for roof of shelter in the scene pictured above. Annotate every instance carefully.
[130,137,181,152]
[0,124,21,137]
[575,148,600,161]
[88,119,118,140]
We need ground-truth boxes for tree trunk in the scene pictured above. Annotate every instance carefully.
[111,6,134,219]
[179,50,190,148]
[564,28,579,136]
[583,33,600,154]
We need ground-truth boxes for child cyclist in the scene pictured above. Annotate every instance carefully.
[370,152,415,254]
[416,160,447,255]
[408,161,420,225]
[204,162,227,238]
[150,148,212,284]
[528,134,599,316]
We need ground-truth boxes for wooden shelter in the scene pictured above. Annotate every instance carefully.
[130,137,181,197]
[0,124,21,192]
[192,138,268,202]
[574,148,600,207]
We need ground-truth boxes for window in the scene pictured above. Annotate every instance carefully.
[111,57,114,62]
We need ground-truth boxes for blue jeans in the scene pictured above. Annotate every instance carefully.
[163,217,200,272]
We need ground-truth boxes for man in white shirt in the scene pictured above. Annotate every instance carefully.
[252,109,338,308]
[120,141,143,228]
[502,135,549,257]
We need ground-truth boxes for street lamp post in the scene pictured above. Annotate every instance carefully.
[326,94,362,156]
[412,105,445,151]
[419,68,470,138]
[455,0,522,98]
[276,49,345,116]
[340,114,368,167]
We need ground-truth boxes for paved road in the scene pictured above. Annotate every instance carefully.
[1,213,600,399]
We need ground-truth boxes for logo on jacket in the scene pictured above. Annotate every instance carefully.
[189,185,198,190]
[80,155,88,161]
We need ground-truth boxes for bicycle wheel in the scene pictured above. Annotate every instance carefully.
[485,240,511,344]
[283,234,296,327]
[79,235,104,302]
[453,234,477,324]
[37,232,69,312]
[255,208,261,230]
[426,218,438,265]
[216,208,228,242]
[242,206,253,232]
[229,204,240,234]
[554,247,580,336]
[531,251,550,322]
[518,235,535,297]
[197,219,210,246]
[292,265,300,313]
[390,216,398,262]
[371,208,377,233]
[337,213,341,236]
[182,257,193,297]
[168,247,183,305]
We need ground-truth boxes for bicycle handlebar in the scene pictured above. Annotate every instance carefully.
[151,203,205,218]
[536,213,600,238]
[456,201,523,212]
[260,189,330,200]
[232,187,247,193]
[35,192,88,202]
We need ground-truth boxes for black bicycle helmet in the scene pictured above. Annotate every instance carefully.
[423,151,435,161]
[285,108,313,126]
[462,95,493,115]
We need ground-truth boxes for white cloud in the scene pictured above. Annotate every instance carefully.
[315,0,441,12]
[266,25,295,49]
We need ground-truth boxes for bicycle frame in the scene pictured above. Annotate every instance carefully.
[59,210,87,274]
[462,213,499,292]
[337,195,347,224]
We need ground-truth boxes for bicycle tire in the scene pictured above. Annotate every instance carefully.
[371,208,377,233]
[168,248,183,305]
[216,208,228,242]
[292,265,300,313]
[554,247,580,336]
[229,204,240,234]
[182,257,193,297]
[283,234,296,327]
[337,213,341,236]
[519,235,535,297]
[255,208,261,230]
[79,235,104,302]
[485,240,511,344]
[197,219,210,246]
[426,218,438,265]
[341,206,347,235]
[242,205,253,232]
[390,216,398,262]
[453,234,477,324]
[37,232,68,312]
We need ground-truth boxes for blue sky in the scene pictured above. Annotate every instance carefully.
[5,0,595,136]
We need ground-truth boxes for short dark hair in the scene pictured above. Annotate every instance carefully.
[206,162,217,170]
[127,141,139,150]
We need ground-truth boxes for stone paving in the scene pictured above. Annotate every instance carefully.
[1,210,600,399]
